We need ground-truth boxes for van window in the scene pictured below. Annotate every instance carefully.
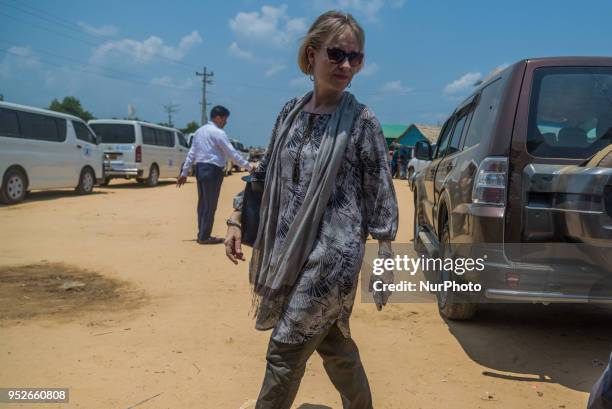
[156,129,174,147]
[433,118,453,159]
[73,121,97,144]
[90,123,135,144]
[17,111,66,142]
[463,79,503,149]
[0,108,20,138]
[177,132,188,148]
[167,131,176,147]
[527,67,612,159]
[141,126,156,145]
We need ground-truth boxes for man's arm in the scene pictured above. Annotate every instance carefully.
[215,131,252,171]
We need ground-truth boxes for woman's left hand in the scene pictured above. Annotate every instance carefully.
[368,268,393,311]
[225,225,245,265]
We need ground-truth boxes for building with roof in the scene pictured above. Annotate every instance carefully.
[381,124,410,148]
[381,123,441,148]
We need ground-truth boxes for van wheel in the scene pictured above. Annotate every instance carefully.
[437,221,477,320]
[146,164,159,187]
[76,167,95,194]
[1,168,27,204]
[413,189,425,253]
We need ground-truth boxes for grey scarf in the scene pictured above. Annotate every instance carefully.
[249,90,362,330]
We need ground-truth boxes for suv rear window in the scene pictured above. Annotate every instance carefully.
[90,123,136,144]
[527,67,612,159]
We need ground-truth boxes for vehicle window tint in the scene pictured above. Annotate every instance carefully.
[463,79,504,149]
[73,121,96,144]
[17,111,65,142]
[142,126,156,145]
[434,118,454,159]
[527,67,612,159]
[177,132,188,147]
[0,108,20,138]
[446,113,469,156]
[154,129,173,147]
[90,123,135,144]
[164,130,175,147]
[154,129,162,146]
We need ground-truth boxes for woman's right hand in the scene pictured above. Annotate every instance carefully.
[225,225,245,264]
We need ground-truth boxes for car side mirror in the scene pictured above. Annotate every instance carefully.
[415,140,432,160]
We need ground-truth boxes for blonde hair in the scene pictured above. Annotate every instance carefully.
[297,11,365,75]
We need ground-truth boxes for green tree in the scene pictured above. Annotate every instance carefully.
[49,96,94,121]
[180,120,199,134]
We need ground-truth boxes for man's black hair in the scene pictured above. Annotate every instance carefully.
[210,105,230,119]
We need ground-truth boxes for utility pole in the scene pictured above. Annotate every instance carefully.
[196,66,213,125]
[162,101,180,127]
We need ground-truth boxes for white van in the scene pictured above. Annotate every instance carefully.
[0,101,104,205]
[88,120,189,186]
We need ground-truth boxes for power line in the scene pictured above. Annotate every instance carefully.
[1,0,105,42]
[0,4,198,70]
[0,47,193,91]
[0,38,160,84]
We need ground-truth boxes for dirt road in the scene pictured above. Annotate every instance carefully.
[0,174,609,408]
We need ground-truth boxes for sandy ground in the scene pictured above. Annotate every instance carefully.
[1,173,611,409]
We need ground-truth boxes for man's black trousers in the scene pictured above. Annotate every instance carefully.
[195,162,224,241]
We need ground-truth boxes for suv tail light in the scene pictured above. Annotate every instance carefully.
[472,157,508,205]
[135,145,142,163]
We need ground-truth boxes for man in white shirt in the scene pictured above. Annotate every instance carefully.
[177,106,252,244]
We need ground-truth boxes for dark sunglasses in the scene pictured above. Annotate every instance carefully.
[325,47,364,67]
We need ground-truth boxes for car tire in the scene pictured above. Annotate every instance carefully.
[75,167,95,195]
[436,220,477,320]
[1,168,27,204]
[413,189,425,254]
[99,177,111,186]
[145,164,159,187]
[407,167,415,190]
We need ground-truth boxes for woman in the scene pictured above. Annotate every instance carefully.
[225,10,398,409]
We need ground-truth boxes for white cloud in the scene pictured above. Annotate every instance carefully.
[314,0,397,22]
[482,63,510,82]
[381,80,412,94]
[360,62,379,76]
[150,76,194,89]
[0,46,40,78]
[229,5,306,48]
[91,31,202,64]
[228,42,255,61]
[289,76,310,88]
[265,64,286,77]
[444,72,483,95]
[78,22,118,37]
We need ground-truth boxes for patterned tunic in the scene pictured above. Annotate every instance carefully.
[235,98,398,344]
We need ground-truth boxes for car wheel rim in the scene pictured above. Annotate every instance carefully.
[83,172,93,191]
[7,176,24,199]
[152,168,158,183]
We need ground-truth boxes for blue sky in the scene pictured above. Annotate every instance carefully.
[1,0,612,147]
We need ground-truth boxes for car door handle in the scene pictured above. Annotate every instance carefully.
[76,144,83,149]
